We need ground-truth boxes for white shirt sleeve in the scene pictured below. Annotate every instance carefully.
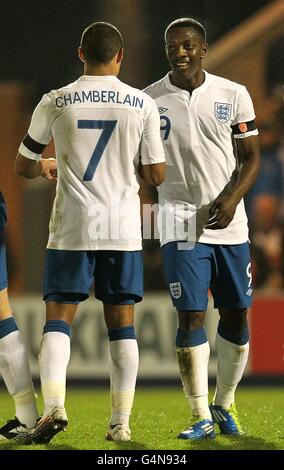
[232,86,258,139]
[140,97,166,165]
[18,94,55,160]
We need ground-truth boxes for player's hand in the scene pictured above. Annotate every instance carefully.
[40,158,57,182]
[205,194,238,230]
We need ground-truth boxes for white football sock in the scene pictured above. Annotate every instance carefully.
[0,330,38,427]
[39,332,70,415]
[213,332,249,409]
[176,341,211,420]
[109,339,139,426]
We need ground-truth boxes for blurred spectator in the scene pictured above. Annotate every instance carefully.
[250,194,284,289]
[245,121,283,219]
[266,35,284,99]
[250,244,269,288]
[245,121,284,289]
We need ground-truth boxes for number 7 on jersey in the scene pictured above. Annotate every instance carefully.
[78,119,117,181]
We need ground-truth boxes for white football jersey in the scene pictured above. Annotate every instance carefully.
[144,71,258,246]
[19,75,165,250]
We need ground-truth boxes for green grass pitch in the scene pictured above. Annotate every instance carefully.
[0,387,283,450]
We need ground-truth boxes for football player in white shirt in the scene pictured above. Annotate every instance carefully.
[144,18,260,439]
[0,192,39,443]
[15,22,166,444]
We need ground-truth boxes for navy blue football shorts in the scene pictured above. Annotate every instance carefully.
[0,192,8,291]
[162,241,252,311]
[43,249,143,304]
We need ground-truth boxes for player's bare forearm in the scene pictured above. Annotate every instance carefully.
[15,153,57,181]
[228,135,260,203]
[206,135,260,229]
[138,162,166,186]
[15,153,41,178]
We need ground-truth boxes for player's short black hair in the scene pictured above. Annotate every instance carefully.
[165,18,206,42]
[80,22,124,65]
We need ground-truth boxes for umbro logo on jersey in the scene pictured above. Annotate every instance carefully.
[169,282,182,299]
[214,102,232,123]
[158,107,168,114]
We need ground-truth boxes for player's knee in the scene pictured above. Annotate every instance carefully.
[104,304,134,329]
[176,326,207,348]
[178,310,205,332]
[219,308,247,333]
[218,314,249,345]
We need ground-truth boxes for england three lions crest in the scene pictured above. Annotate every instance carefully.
[214,102,232,123]
[169,282,182,299]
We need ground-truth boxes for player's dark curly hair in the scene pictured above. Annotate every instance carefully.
[80,22,124,65]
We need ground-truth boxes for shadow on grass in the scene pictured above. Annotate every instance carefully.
[104,440,148,450]
[44,444,82,450]
[186,434,279,450]
[0,442,80,451]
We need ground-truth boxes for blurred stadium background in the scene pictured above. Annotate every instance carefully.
[0,0,284,385]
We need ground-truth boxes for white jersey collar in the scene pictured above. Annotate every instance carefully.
[165,70,211,94]
[78,75,119,81]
